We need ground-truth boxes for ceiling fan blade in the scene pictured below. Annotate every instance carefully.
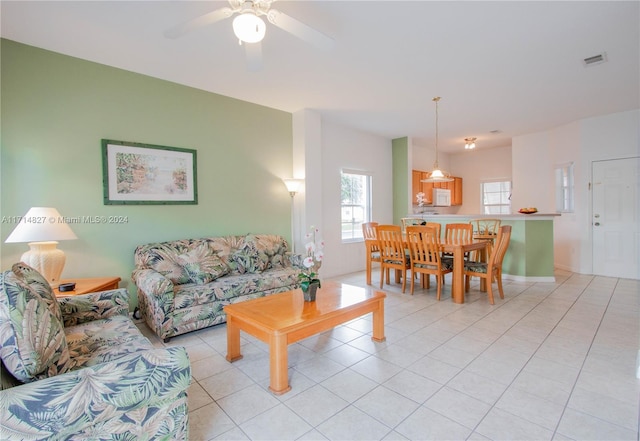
[164,7,234,39]
[244,42,263,72]
[267,9,335,51]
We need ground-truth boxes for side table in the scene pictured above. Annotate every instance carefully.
[54,276,121,297]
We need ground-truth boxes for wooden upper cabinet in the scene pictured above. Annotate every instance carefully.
[412,170,463,206]
[450,177,463,206]
[412,170,432,204]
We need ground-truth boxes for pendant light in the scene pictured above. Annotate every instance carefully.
[422,96,454,183]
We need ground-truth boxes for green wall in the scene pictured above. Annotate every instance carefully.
[1,39,293,305]
[392,137,409,225]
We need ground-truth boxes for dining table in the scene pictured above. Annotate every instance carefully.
[397,233,489,304]
[440,238,488,304]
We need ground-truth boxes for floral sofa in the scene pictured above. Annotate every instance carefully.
[132,234,303,341]
[0,263,191,440]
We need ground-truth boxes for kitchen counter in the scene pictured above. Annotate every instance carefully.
[407,213,560,282]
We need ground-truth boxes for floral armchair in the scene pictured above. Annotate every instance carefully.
[0,263,191,440]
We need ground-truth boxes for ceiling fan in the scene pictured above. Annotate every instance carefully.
[164,0,335,70]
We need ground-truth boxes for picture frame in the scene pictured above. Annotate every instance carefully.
[102,139,198,205]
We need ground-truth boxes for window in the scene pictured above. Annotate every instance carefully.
[481,180,511,214]
[341,171,372,242]
[555,163,574,213]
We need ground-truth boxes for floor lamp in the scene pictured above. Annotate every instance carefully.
[283,179,303,254]
[5,207,78,287]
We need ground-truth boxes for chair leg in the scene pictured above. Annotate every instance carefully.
[496,269,505,299]
[379,265,385,289]
[465,275,470,292]
[401,269,407,293]
[436,275,442,300]
[410,269,415,295]
[366,255,372,285]
[486,275,495,304]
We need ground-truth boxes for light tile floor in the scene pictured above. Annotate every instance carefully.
[138,269,640,440]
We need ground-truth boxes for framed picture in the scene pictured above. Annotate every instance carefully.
[102,139,198,205]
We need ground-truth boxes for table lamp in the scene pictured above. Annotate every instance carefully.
[5,207,78,287]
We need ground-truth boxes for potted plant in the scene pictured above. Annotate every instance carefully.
[298,226,324,301]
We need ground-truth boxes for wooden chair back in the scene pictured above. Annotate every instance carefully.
[406,226,441,267]
[424,222,441,239]
[444,223,473,244]
[405,225,452,299]
[489,225,512,270]
[400,217,424,232]
[376,224,410,292]
[470,218,501,236]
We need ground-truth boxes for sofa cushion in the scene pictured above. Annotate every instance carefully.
[11,262,62,323]
[65,314,153,369]
[174,266,300,307]
[176,244,229,284]
[232,234,290,274]
[232,238,268,274]
[144,241,229,285]
[0,270,70,383]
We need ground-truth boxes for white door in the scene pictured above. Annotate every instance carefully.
[592,157,640,279]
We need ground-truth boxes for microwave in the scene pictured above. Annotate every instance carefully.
[433,188,451,206]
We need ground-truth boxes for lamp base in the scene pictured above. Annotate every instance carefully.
[21,241,66,288]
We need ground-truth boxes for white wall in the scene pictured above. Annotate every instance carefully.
[321,120,393,277]
[448,146,512,214]
[512,132,555,213]
[512,109,639,274]
[293,112,393,278]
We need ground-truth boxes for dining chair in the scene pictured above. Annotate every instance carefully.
[400,217,425,233]
[443,223,474,261]
[424,222,442,239]
[405,225,453,299]
[362,222,381,285]
[444,223,473,243]
[376,224,410,293]
[469,218,501,259]
[463,225,512,304]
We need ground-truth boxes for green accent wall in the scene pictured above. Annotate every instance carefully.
[1,39,293,305]
[392,137,409,225]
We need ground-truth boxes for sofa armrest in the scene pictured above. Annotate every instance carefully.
[132,268,174,297]
[288,252,307,270]
[0,346,191,440]
[58,288,130,327]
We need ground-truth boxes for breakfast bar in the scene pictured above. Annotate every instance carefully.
[407,213,559,282]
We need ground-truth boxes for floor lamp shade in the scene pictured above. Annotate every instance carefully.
[5,207,78,286]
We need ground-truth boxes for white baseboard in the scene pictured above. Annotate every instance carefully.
[502,274,556,283]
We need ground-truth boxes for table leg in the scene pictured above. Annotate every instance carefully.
[371,299,386,342]
[226,316,243,362]
[452,245,464,304]
[268,332,291,395]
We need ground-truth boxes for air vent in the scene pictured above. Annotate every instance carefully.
[583,52,607,67]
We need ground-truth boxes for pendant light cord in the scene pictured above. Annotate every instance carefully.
[433,96,441,169]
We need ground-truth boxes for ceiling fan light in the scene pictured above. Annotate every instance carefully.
[233,13,266,44]
[464,137,477,150]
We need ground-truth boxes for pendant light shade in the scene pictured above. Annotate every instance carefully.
[422,96,454,183]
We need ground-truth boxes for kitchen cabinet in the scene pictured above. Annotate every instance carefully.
[412,170,463,206]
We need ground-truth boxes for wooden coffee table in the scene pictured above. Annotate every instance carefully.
[223,280,386,395]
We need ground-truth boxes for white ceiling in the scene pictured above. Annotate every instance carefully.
[2,1,638,152]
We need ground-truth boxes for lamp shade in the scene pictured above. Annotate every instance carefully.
[5,207,77,243]
[283,178,304,194]
[233,13,266,44]
[5,207,77,286]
